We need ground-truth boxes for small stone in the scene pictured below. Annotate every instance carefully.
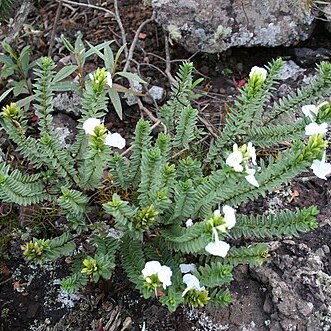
[142,85,165,104]
[315,247,325,258]
[278,60,305,80]
[322,245,330,255]
[124,81,143,106]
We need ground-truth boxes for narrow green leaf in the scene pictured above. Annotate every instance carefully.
[108,88,123,120]
[85,40,113,58]
[116,71,146,84]
[53,65,78,83]
[0,87,14,103]
[104,45,114,72]
[53,81,80,92]
[62,36,74,53]
[16,95,34,108]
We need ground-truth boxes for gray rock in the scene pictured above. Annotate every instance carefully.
[278,60,305,81]
[152,0,315,53]
[124,81,143,106]
[142,85,165,105]
[53,92,82,117]
[52,113,77,148]
[323,4,331,33]
[251,239,331,331]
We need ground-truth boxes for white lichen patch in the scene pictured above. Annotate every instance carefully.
[186,308,229,331]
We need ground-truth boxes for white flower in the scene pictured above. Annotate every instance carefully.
[222,205,236,229]
[247,142,257,165]
[106,72,112,88]
[305,122,328,136]
[185,218,193,227]
[82,118,101,135]
[249,66,267,82]
[182,274,205,297]
[179,263,196,274]
[311,151,331,180]
[226,144,244,172]
[142,261,172,289]
[245,168,259,187]
[89,73,94,81]
[157,266,173,289]
[205,228,230,257]
[104,132,126,149]
[302,105,318,121]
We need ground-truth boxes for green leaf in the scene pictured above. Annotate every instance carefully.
[116,71,146,84]
[114,44,126,70]
[104,45,114,72]
[0,87,14,103]
[19,46,31,75]
[108,88,122,120]
[0,54,14,66]
[2,42,17,60]
[62,36,74,53]
[85,40,113,58]
[13,80,27,96]
[52,81,80,92]
[1,65,15,78]
[53,65,78,83]
[16,95,34,108]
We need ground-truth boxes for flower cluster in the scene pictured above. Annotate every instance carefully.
[141,261,172,290]
[204,205,236,258]
[226,142,259,187]
[83,118,126,149]
[302,104,331,180]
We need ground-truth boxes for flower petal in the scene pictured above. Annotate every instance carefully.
[104,132,126,149]
[185,218,193,227]
[305,122,328,136]
[249,66,267,81]
[142,261,162,278]
[205,240,230,257]
[302,105,318,121]
[180,263,197,274]
[158,265,172,289]
[245,174,260,187]
[106,72,112,88]
[182,274,204,297]
[83,118,101,135]
[222,205,236,229]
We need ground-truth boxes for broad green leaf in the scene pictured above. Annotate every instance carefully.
[0,54,14,66]
[19,46,31,75]
[108,88,123,120]
[0,87,14,103]
[53,65,78,83]
[13,80,27,96]
[1,65,16,78]
[116,71,146,84]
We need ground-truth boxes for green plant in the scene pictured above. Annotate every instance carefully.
[0,0,17,21]
[1,56,331,312]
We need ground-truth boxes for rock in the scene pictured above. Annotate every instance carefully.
[53,92,82,117]
[293,47,331,66]
[142,85,165,104]
[152,0,315,53]
[124,81,143,106]
[323,4,331,33]
[52,113,77,148]
[278,60,305,80]
[251,239,331,331]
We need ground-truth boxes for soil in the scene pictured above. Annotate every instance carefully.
[1,1,331,331]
